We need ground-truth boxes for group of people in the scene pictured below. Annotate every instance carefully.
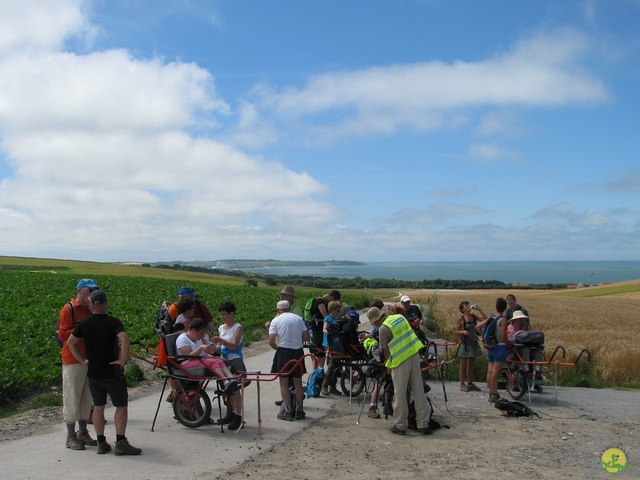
[455,294,543,403]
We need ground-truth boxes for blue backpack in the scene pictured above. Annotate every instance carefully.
[306,367,325,398]
[482,314,503,349]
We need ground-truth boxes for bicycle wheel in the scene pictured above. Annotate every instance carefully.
[504,367,526,400]
[340,366,365,396]
[173,389,212,428]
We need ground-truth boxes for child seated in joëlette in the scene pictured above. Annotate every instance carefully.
[176,318,240,395]
[507,310,543,381]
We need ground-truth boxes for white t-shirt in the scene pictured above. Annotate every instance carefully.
[268,312,306,349]
[175,332,204,363]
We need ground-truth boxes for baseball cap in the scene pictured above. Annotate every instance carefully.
[400,295,411,303]
[178,287,197,297]
[77,278,99,290]
[90,289,107,305]
[277,300,290,310]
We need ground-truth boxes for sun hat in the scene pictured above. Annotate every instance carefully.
[280,285,296,297]
[277,300,290,310]
[76,278,98,290]
[509,310,528,322]
[400,295,411,303]
[367,307,388,324]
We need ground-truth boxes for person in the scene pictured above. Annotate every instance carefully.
[268,300,310,421]
[400,295,428,344]
[368,307,432,436]
[167,287,214,330]
[505,294,530,326]
[506,310,544,387]
[264,285,303,330]
[455,301,487,392]
[212,301,248,427]
[320,300,344,396]
[477,297,509,404]
[58,278,98,450]
[365,299,387,419]
[174,296,195,331]
[306,290,342,368]
[67,290,141,455]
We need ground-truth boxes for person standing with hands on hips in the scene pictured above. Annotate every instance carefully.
[67,290,142,456]
[455,301,486,392]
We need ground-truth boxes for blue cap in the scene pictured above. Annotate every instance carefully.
[178,287,197,297]
[76,278,98,290]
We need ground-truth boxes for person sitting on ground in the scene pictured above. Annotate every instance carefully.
[175,318,241,400]
[320,300,344,396]
[455,301,487,392]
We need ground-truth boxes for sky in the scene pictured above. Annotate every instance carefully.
[0,0,639,263]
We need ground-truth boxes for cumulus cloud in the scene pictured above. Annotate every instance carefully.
[238,27,608,145]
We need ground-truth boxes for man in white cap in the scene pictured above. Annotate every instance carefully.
[367,307,432,436]
[268,300,310,420]
[400,295,427,344]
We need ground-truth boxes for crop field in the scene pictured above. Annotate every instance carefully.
[1,257,639,403]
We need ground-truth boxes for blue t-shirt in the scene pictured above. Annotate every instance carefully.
[322,314,338,347]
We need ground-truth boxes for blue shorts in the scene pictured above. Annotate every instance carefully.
[486,344,508,363]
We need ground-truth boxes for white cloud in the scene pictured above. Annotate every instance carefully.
[239,27,608,145]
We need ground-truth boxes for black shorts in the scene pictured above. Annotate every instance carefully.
[88,376,129,408]
[228,357,247,375]
[271,347,306,378]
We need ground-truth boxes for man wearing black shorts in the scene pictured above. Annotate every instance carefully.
[268,300,310,421]
[68,290,141,456]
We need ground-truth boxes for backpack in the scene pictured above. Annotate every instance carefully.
[304,296,326,322]
[482,314,503,349]
[55,302,74,347]
[305,367,325,398]
[155,301,174,334]
[513,330,545,346]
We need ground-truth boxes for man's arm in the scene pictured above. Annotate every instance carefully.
[67,334,88,365]
[268,333,278,350]
[110,331,130,367]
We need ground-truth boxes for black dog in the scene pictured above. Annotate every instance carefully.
[494,398,540,418]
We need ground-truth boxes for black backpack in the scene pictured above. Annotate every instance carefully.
[155,301,174,334]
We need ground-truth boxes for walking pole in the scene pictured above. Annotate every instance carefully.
[256,373,263,435]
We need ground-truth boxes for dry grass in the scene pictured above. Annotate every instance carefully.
[408,288,640,384]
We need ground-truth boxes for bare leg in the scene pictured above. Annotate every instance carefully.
[114,406,128,437]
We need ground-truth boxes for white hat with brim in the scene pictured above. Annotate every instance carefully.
[509,310,528,322]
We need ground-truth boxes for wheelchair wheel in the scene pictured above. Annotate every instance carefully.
[504,367,527,400]
[340,366,365,396]
[173,389,212,428]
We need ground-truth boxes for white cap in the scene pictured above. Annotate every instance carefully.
[277,300,290,310]
[400,295,411,303]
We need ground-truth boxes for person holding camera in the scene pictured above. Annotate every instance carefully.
[455,301,487,392]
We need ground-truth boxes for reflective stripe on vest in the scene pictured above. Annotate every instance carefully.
[383,314,422,368]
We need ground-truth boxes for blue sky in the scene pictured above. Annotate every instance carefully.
[0,0,639,262]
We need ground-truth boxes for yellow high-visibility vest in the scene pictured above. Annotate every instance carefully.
[383,314,422,368]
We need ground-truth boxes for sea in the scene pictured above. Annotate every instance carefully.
[238,261,640,285]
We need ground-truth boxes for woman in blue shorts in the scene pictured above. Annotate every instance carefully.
[478,297,509,403]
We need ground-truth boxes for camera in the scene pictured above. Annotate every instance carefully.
[470,304,477,310]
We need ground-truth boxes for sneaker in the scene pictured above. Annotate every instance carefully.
[274,399,283,406]
[277,407,294,421]
[417,427,434,435]
[390,425,406,435]
[467,383,482,392]
[97,440,112,455]
[223,380,240,395]
[166,392,175,403]
[321,388,330,396]
[114,438,142,456]
[368,406,381,419]
[219,411,233,425]
[488,393,500,404]
[328,386,342,396]
[295,408,306,420]
[460,384,470,392]
[77,430,98,446]
[66,433,85,450]
[228,413,243,430]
